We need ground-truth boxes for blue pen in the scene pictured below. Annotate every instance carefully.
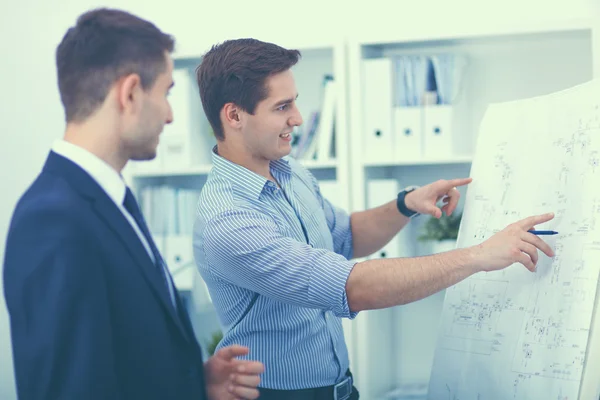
[528,230,559,235]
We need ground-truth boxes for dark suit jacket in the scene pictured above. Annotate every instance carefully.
[3,151,207,400]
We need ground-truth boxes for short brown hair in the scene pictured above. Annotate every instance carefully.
[56,8,175,123]
[195,39,301,141]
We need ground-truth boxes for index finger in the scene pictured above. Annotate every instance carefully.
[518,212,555,229]
[447,177,473,189]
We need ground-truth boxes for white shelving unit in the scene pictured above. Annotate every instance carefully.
[346,19,597,400]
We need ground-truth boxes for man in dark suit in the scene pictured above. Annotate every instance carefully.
[3,8,263,400]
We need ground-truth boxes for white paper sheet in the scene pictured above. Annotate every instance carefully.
[428,79,600,400]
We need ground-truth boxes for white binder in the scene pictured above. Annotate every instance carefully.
[423,104,454,159]
[363,59,394,164]
[393,106,423,160]
[318,180,349,213]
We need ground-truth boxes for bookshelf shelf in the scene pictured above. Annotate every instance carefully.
[298,158,338,169]
[355,17,593,48]
[130,164,213,178]
[129,158,338,179]
[363,155,472,168]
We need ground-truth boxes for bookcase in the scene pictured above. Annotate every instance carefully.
[122,16,600,398]
[346,19,597,399]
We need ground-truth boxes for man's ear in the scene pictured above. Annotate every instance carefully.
[222,102,243,129]
[117,73,143,115]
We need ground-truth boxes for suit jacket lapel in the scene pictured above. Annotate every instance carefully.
[43,151,194,344]
[92,198,193,343]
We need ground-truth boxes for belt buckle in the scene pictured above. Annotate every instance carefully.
[333,376,352,400]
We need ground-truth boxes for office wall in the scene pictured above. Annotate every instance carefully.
[0,4,63,399]
[595,0,600,77]
[0,1,593,398]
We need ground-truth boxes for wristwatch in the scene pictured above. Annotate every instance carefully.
[396,186,420,218]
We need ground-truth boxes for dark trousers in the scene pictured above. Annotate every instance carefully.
[258,371,359,400]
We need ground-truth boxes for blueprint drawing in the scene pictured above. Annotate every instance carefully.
[428,80,600,400]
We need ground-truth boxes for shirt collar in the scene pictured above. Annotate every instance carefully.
[51,139,127,206]
[211,146,292,201]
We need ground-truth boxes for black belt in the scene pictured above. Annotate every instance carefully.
[258,370,355,400]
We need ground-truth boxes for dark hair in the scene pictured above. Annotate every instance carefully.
[56,8,175,122]
[196,38,301,141]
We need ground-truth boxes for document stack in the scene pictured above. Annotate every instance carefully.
[139,185,204,295]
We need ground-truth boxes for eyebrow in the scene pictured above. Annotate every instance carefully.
[274,94,298,107]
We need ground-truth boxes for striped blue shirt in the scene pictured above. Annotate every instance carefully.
[193,149,359,390]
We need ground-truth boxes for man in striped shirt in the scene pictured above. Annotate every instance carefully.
[192,38,555,399]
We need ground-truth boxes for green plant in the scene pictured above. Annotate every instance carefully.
[205,330,223,356]
[417,212,463,242]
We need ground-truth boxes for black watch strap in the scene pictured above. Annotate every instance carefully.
[396,186,419,218]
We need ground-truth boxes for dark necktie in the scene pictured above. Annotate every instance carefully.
[123,187,176,308]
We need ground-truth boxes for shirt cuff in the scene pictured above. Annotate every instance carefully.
[308,254,359,319]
